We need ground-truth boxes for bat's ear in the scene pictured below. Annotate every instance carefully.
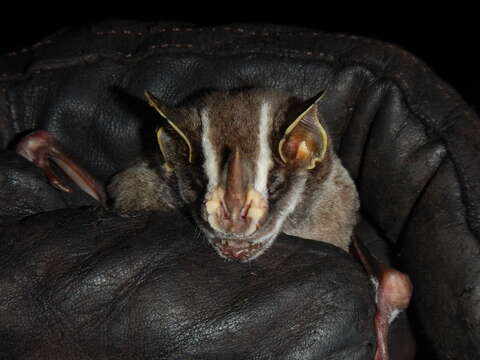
[278,91,328,169]
[144,90,193,163]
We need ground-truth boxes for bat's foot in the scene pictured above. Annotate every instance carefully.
[373,266,413,360]
[351,237,413,360]
[16,130,107,205]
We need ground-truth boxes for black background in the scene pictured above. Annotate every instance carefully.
[0,5,478,110]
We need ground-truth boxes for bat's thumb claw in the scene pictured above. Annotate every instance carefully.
[16,130,107,205]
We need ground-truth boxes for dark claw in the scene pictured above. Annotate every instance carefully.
[16,130,107,205]
[351,236,413,360]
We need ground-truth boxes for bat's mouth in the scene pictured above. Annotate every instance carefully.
[191,206,280,262]
[212,234,277,262]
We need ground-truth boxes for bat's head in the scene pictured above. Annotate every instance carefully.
[145,89,331,261]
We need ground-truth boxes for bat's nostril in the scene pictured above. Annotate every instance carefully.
[205,186,268,236]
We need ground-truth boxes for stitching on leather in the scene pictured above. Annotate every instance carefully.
[1,73,23,79]
[94,27,272,36]
[150,44,194,49]
[0,23,451,113]
[0,44,464,134]
[0,40,464,126]
[2,37,450,108]
[0,28,477,241]
[0,46,338,80]
[89,25,433,73]
[0,26,448,97]
[0,26,428,67]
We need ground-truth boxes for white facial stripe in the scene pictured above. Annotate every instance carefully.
[254,101,274,196]
[201,108,219,190]
[255,176,307,243]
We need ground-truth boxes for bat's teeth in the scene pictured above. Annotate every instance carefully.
[233,249,247,257]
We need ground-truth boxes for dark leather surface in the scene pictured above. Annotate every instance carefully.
[0,21,479,359]
[0,208,374,359]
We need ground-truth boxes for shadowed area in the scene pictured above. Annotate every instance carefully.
[0,208,375,359]
[0,21,479,359]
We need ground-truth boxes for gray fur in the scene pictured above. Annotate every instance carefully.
[283,153,359,250]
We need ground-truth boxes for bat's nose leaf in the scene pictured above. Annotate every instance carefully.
[224,147,246,221]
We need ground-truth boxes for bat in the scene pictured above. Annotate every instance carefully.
[16,88,413,360]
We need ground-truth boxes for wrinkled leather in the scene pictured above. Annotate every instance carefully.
[0,21,479,359]
[0,208,374,359]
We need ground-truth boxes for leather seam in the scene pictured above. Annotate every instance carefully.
[1,30,477,241]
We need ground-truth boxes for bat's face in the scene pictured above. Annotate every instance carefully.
[146,89,330,261]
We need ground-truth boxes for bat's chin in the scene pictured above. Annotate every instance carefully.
[193,206,282,262]
[211,233,277,262]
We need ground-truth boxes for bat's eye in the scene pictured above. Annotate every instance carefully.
[278,91,328,169]
[145,90,193,164]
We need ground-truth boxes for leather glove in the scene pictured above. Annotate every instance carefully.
[1,21,479,359]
